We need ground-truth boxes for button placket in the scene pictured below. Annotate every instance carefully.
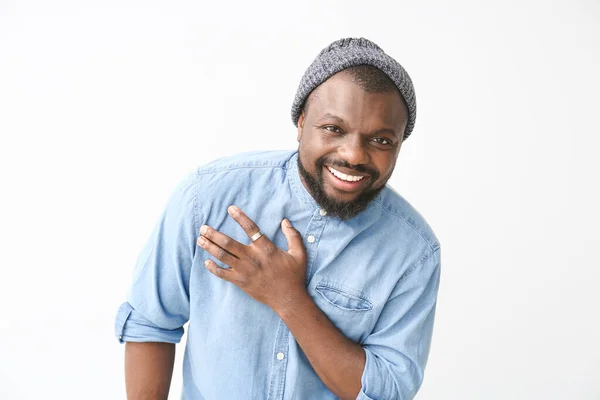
[267,321,290,400]
[265,206,327,399]
[303,211,327,284]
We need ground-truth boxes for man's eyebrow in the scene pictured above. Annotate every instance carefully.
[318,113,345,123]
[371,127,399,138]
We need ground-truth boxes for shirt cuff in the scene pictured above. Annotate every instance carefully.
[359,346,419,400]
[114,302,184,344]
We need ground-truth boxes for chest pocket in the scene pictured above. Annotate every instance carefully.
[315,284,373,311]
[312,282,375,343]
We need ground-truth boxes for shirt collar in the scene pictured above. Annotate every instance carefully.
[287,152,320,212]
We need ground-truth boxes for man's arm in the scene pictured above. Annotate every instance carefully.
[115,171,198,397]
[125,342,175,400]
[277,252,440,400]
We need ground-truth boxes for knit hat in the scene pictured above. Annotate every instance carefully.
[291,37,416,140]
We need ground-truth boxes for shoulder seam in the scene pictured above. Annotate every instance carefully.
[374,198,439,252]
[399,246,441,283]
[195,163,288,176]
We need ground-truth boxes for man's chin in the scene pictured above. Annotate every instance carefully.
[323,187,363,205]
[318,186,384,220]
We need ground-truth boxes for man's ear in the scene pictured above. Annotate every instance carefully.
[296,112,305,143]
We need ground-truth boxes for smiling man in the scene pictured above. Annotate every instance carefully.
[115,38,441,400]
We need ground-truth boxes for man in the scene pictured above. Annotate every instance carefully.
[115,37,441,400]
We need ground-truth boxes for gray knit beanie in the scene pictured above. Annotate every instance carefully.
[291,37,416,140]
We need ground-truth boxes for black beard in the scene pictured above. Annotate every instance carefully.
[297,153,386,220]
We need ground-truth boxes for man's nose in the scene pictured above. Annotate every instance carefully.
[338,135,369,166]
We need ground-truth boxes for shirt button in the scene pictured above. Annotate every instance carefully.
[276,352,285,360]
[319,209,327,216]
[119,335,123,340]
[307,235,316,243]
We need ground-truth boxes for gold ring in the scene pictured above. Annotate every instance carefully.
[250,231,263,242]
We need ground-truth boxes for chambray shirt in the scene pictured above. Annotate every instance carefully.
[115,150,441,400]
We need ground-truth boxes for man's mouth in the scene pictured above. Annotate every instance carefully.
[326,166,367,182]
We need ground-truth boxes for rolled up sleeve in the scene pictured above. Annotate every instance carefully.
[359,247,441,400]
[114,171,199,344]
[115,302,185,343]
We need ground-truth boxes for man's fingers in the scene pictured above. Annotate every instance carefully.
[227,205,265,243]
[199,225,243,256]
[204,260,235,282]
[197,235,238,267]
[281,219,306,264]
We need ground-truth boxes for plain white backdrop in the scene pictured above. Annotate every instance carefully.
[1,0,599,399]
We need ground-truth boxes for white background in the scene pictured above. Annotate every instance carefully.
[1,0,599,399]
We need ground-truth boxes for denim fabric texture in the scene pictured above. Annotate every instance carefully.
[115,150,441,400]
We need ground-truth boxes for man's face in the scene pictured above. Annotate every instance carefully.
[297,71,408,220]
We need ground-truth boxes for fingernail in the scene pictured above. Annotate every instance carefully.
[283,218,292,228]
[204,260,210,268]
[228,205,238,214]
[197,237,205,246]
[200,225,208,235]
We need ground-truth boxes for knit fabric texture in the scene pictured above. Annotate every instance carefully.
[291,37,417,140]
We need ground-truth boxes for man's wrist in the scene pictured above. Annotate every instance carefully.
[272,286,312,319]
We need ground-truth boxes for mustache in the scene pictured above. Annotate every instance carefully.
[317,157,380,181]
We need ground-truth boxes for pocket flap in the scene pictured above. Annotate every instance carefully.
[315,284,373,311]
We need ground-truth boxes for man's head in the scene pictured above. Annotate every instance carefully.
[291,38,415,220]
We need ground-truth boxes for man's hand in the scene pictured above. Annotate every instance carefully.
[196,205,308,314]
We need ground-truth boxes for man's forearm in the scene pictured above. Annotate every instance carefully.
[276,290,366,400]
[125,342,175,400]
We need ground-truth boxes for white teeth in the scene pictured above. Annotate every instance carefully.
[327,166,365,182]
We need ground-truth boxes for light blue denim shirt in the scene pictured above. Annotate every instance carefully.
[115,150,441,400]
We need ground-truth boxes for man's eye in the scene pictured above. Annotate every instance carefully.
[324,126,341,133]
[373,137,391,145]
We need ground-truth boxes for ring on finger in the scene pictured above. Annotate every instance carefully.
[250,231,263,242]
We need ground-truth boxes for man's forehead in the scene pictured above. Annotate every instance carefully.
[306,73,408,125]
